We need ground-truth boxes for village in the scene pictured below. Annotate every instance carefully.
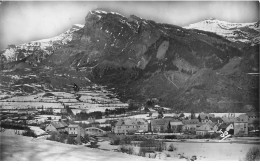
[1,96,259,139]
[0,88,260,161]
[0,88,260,160]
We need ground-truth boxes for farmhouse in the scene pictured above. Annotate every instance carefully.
[45,121,68,133]
[113,118,149,134]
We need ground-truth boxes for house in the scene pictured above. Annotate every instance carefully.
[113,118,149,134]
[196,123,214,136]
[182,119,200,134]
[68,124,85,137]
[218,123,234,135]
[150,118,175,133]
[234,114,248,136]
[170,120,183,133]
[198,113,215,123]
[45,120,68,133]
[209,117,223,124]
[247,112,259,131]
[222,113,236,123]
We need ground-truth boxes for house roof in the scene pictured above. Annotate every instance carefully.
[247,112,259,117]
[68,124,79,128]
[235,114,248,123]
[115,118,148,126]
[218,123,233,130]
[182,119,200,125]
[199,113,215,120]
[151,118,175,126]
[170,121,183,126]
[51,121,68,129]
[209,117,223,123]
[196,124,213,131]
[222,117,236,123]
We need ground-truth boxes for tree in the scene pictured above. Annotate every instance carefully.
[179,113,185,118]
[198,115,201,122]
[191,109,196,119]
[253,119,260,131]
[167,122,172,133]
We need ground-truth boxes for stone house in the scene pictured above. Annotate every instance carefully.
[113,118,149,134]
[45,120,68,133]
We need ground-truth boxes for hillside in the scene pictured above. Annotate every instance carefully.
[0,10,259,113]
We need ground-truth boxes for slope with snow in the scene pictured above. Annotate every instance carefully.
[184,18,260,44]
[0,24,84,64]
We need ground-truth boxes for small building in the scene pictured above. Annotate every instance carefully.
[209,117,224,124]
[68,124,85,137]
[234,114,248,136]
[198,113,215,123]
[182,119,200,134]
[218,123,234,135]
[196,123,214,136]
[151,118,175,133]
[247,112,259,131]
[113,118,149,134]
[170,120,183,133]
[45,121,68,133]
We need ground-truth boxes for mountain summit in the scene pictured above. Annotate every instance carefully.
[184,19,260,44]
[0,10,258,113]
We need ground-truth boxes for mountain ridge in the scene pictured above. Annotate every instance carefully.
[0,10,259,113]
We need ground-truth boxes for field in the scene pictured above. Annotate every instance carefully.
[0,133,151,161]
[163,141,260,161]
[0,89,128,114]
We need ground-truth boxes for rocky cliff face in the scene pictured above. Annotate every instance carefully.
[0,10,258,112]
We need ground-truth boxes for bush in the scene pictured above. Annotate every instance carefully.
[245,147,260,161]
[195,135,203,139]
[67,136,76,145]
[119,145,134,155]
[168,143,177,152]
[22,129,37,138]
[204,133,211,139]
[139,139,166,152]
[165,135,177,139]
[110,136,121,145]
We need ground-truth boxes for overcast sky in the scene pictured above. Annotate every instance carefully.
[0,1,259,50]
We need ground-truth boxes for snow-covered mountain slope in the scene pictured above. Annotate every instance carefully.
[0,24,84,63]
[184,18,260,44]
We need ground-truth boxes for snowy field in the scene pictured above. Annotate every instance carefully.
[163,141,260,161]
[0,133,151,161]
[0,89,128,113]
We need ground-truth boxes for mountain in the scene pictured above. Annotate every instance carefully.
[184,18,260,44]
[0,10,259,113]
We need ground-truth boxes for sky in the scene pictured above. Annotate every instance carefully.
[0,1,259,50]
